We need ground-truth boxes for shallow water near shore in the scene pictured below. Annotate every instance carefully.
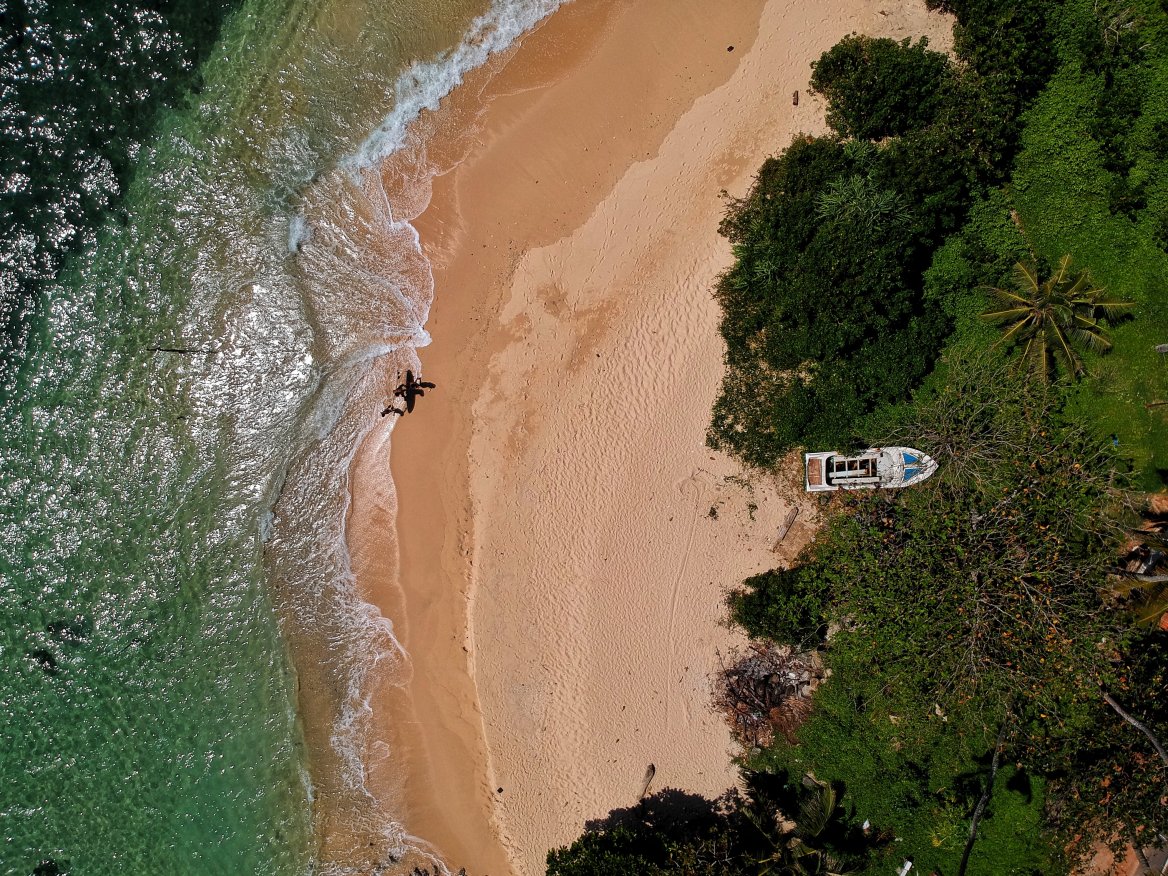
[0,0,562,872]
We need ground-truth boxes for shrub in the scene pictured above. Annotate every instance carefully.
[709,136,950,465]
[926,0,1053,104]
[729,566,836,647]
[810,36,953,140]
[547,778,871,876]
[546,824,673,876]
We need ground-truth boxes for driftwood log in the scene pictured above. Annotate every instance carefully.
[772,507,801,552]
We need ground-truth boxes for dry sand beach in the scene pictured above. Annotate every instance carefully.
[345,0,953,872]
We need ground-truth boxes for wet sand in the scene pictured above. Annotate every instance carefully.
[345,0,952,872]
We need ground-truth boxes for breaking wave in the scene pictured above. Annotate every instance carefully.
[266,0,568,869]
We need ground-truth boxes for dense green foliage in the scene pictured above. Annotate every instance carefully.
[733,355,1166,872]
[709,0,1058,466]
[894,0,1168,485]
[1009,3,1168,483]
[738,357,1125,720]
[1045,638,1168,857]
[718,0,1168,868]
[710,134,950,465]
[926,0,1053,114]
[547,778,869,876]
[734,355,1129,675]
[810,36,953,140]
[756,683,1055,875]
[729,565,834,649]
[712,0,1168,865]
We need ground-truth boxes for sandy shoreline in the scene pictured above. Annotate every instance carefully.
[345,1,952,873]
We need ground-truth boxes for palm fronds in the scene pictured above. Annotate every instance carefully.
[746,777,857,876]
[816,175,906,231]
[1108,575,1168,626]
[981,256,1133,381]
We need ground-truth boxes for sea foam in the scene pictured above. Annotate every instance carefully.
[345,0,569,170]
[283,1,569,872]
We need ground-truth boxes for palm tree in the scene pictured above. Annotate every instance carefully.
[745,777,856,875]
[981,255,1132,381]
[1107,573,1168,627]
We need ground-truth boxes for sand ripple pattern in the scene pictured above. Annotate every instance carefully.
[462,1,952,871]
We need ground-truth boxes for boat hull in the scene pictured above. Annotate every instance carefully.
[804,447,937,492]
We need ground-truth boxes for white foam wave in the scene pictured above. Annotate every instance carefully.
[288,213,312,253]
[344,0,570,170]
[270,1,574,869]
[315,827,453,876]
[325,395,411,795]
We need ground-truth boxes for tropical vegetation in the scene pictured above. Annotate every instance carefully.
[546,775,867,876]
[734,354,1161,872]
[981,256,1132,381]
[552,0,1168,871]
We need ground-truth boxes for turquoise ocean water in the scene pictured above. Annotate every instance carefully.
[0,0,562,872]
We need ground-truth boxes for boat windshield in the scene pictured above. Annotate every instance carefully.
[902,451,921,482]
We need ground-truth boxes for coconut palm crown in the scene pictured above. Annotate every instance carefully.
[981,255,1132,381]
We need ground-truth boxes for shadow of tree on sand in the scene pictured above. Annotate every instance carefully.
[583,787,727,835]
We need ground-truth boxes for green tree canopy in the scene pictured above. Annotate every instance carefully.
[709,135,949,466]
[732,354,1166,866]
[809,36,953,140]
[546,778,869,876]
[708,18,1049,467]
[736,355,1130,730]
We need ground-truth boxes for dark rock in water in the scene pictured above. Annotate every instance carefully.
[27,649,59,676]
[46,617,90,644]
[33,859,65,876]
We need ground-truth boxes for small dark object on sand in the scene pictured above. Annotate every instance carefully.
[727,45,734,52]
[793,90,799,106]
[639,763,656,800]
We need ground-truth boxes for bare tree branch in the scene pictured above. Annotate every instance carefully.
[958,719,1009,876]
[1103,691,1168,769]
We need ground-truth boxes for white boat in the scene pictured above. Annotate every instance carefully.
[804,446,937,492]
